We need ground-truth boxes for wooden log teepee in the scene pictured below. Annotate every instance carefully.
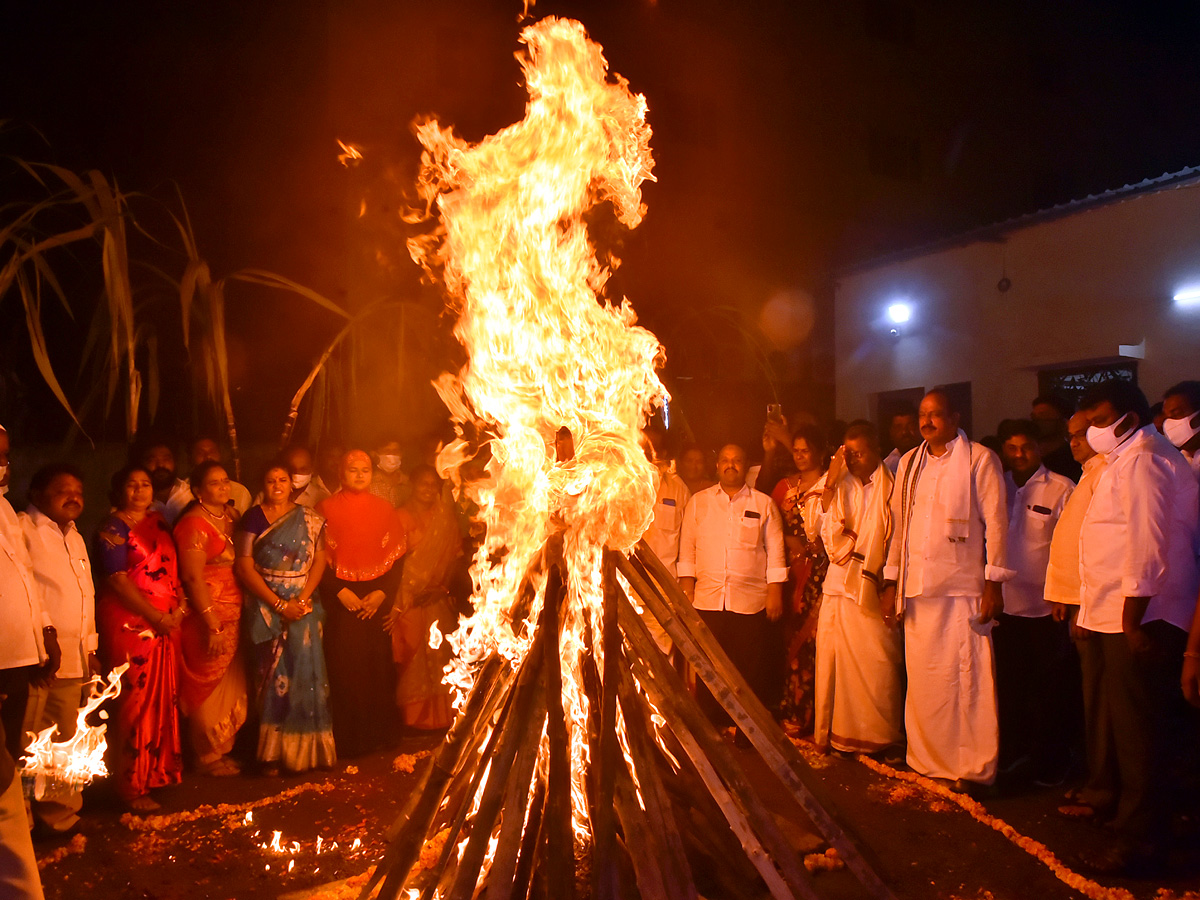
[358,540,896,900]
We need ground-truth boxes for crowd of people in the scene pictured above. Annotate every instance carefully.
[3,376,1200,894]
[644,379,1200,878]
[0,430,471,899]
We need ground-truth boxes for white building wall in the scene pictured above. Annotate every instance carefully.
[835,180,1200,434]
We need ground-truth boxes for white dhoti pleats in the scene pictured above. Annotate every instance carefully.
[814,593,904,753]
[903,594,999,784]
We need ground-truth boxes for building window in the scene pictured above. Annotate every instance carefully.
[867,128,921,182]
[1037,362,1138,411]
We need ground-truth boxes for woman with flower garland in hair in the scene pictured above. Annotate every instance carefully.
[174,461,247,777]
[95,465,185,811]
[235,462,336,774]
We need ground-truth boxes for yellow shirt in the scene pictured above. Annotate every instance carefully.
[1043,455,1105,605]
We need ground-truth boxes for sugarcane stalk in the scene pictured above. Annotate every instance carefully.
[625,543,896,900]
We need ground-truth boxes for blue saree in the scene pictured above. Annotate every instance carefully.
[243,504,336,771]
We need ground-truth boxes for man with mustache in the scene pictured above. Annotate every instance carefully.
[678,444,787,729]
[880,388,1013,795]
[136,439,191,525]
[18,464,96,838]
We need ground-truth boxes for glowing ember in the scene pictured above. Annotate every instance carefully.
[410,14,662,850]
[22,663,129,798]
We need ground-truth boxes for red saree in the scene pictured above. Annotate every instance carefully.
[95,511,184,801]
[174,510,247,766]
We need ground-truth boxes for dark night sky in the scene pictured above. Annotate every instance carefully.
[6,0,1200,444]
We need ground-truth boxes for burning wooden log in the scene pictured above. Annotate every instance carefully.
[363,542,894,900]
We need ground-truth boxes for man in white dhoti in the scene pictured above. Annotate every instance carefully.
[803,421,902,755]
[880,389,1013,791]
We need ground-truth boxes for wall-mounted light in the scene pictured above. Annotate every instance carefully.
[887,302,912,324]
[1173,287,1200,308]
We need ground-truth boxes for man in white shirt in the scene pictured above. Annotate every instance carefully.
[882,405,920,475]
[1074,381,1199,875]
[640,430,691,655]
[992,420,1075,785]
[804,421,903,755]
[136,439,192,525]
[1160,380,1200,480]
[0,425,60,763]
[678,444,787,726]
[881,389,1013,791]
[164,437,253,520]
[19,464,97,836]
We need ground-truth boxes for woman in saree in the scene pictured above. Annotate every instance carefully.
[94,466,185,810]
[770,424,830,731]
[174,461,247,777]
[384,465,461,731]
[316,450,406,756]
[235,463,336,773]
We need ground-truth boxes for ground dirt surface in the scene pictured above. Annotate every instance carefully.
[36,729,1200,900]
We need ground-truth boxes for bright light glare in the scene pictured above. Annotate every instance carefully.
[1174,287,1200,307]
[887,302,912,324]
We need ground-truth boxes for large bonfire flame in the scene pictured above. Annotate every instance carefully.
[412,15,663,840]
[363,16,891,900]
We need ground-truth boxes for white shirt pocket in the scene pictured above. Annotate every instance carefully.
[737,511,761,547]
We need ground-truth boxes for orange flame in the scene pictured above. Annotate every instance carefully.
[337,139,364,167]
[21,662,129,798]
[409,16,663,847]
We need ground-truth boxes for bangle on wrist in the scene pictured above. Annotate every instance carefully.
[1184,650,1200,660]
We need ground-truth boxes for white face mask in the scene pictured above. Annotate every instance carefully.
[290,473,313,491]
[1164,413,1200,449]
[377,454,402,474]
[1086,412,1132,455]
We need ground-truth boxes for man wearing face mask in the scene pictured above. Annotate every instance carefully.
[369,439,410,508]
[1161,381,1200,480]
[263,445,331,509]
[1074,381,1199,875]
[135,439,191,526]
